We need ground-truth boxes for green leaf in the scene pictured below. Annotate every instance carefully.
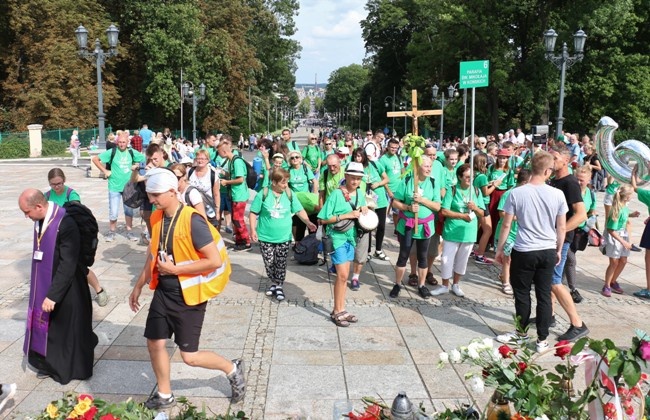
[608,356,624,377]
[588,340,604,354]
[622,359,641,388]
[570,337,588,354]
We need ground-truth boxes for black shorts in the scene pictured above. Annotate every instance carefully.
[640,222,650,250]
[144,287,207,352]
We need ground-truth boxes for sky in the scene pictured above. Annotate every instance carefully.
[292,0,367,84]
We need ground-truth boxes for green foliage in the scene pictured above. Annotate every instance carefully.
[323,64,369,113]
[174,396,249,419]
[0,139,65,158]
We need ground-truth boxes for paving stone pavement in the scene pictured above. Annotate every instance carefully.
[1,130,649,418]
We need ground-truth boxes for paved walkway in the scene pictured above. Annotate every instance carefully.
[0,128,649,418]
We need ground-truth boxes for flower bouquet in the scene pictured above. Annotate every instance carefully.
[438,328,650,419]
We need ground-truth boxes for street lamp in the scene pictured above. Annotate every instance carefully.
[451,82,468,142]
[182,81,206,143]
[432,84,458,143]
[362,98,372,131]
[399,101,409,135]
[74,24,119,144]
[385,95,396,133]
[543,28,587,137]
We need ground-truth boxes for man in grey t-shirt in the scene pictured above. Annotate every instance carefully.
[495,151,567,352]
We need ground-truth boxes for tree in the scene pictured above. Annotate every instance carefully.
[323,64,369,115]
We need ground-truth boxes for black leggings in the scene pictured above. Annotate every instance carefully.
[396,233,429,268]
[292,213,319,242]
[370,207,388,252]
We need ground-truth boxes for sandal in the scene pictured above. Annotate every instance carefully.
[426,272,438,286]
[275,287,285,301]
[266,284,277,296]
[374,250,390,261]
[407,273,418,287]
[502,284,513,295]
[331,311,350,327]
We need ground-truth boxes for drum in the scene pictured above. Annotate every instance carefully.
[357,210,379,232]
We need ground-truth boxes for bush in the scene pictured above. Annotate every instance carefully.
[0,138,67,159]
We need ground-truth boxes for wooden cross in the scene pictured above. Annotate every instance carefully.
[386,89,442,135]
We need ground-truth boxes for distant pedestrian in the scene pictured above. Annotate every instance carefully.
[140,124,153,147]
[70,130,80,168]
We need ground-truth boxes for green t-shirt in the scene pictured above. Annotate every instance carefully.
[441,185,485,243]
[494,189,517,246]
[317,188,366,249]
[607,206,629,231]
[199,145,217,163]
[473,173,491,205]
[289,165,314,193]
[443,167,457,190]
[580,188,596,229]
[394,175,440,240]
[250,189,303,243]
[488,167,515,191]
[229,157,250,202]
[319,169,345,200]
[321,149,335,164]
[214,155,229,193]
[98,148,145,192]
[606,180,620,195]
[638,189,650,211]
[287,140,301,153]
[378,154,403,192]
[46,186,81,206]
[364,161,389,209]
[431,159,445,199]
[302,145,321,171]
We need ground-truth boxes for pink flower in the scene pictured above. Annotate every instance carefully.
[638,340,650,361]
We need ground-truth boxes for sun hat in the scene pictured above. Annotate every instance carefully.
[337,146,350,155]
[345,162,365,176]
[272,153,285,160]
[497,148,512,157]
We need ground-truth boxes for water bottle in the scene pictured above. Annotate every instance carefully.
[390,392,414,419]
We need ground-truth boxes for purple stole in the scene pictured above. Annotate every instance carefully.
[23,205,65,357]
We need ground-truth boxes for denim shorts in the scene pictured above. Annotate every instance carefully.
[109,191,135,221]
[551,242,570,285]
[220,192,232,212]
[331,241,355,265]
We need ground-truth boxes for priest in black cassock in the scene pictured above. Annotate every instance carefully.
[18,189,97,385]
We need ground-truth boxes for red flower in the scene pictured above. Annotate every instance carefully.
[498,344,516,358]
[638,340,650,361]
[82,406,98,420]
[517,362,528,375]
[482,368,490,379]
[554,340,571,359]
[78,394,94,402]
[100,415,119,420]
[603,402,617,419]
[510,414,532,420]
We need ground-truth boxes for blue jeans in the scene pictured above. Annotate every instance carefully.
[552,241,570,285]
[109,191,135,221]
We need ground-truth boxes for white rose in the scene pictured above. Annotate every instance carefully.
[439,352,449,364]
[467,342,481,359]
[468,376,485,394]
[482,337,494,349]
[449,349,462,363]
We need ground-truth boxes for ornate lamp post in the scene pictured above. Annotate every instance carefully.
[432,84,458,143]
[182,81,206,143]
[385,95,396,133]
[543,28,587,137]
[74,24,119,144]
[362,98,372,131]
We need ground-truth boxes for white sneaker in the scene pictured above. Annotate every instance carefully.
[0,383,16,412]
[496,331,529,344]
[429,285,449,296]
[536,340,549,353]
[386,217,393,224]
[451,284,465,297]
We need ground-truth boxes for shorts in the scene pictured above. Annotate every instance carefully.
[220,192,232,212]
[605,230,631,259]
[331,241,355,265]
[353,233,370,263]
[144,288,207,353]
[640,222,650,249]
[551,242,570,285]
[603,193,614,206]
[109,191,135,221]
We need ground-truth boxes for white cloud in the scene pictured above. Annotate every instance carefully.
[312,10,364,39]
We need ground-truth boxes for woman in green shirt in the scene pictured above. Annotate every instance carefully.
[302,135,322,179]
[46,168,108,307]
[432,164,485,298]
[250,168,316,301]
[318,162,368,327]
[631,166,650,299]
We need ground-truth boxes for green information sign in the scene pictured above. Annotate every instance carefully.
[459,60,490,89]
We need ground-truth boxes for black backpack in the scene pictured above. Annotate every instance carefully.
[106,147,135,171]
[63,201,99,267]
[293,232,320,265]
[232,156,258,190]
[122,181,146,208]
[185,186,219,227]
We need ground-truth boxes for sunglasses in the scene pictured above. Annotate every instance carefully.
[290,156,301,160]
[325,143,333,146]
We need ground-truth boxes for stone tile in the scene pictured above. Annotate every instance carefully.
[433,324,497,351]
[198,325,249,349]
[273,350,341,365]
[391,306,428,326]
[420,363,469,398]
[274,326,339,351]
[0,318,26,341]
[339,327,407,351]
[276,305,334,326]
[101,345,153,361]
[399,326,440,350]
[267,365,346,400]
[343,349,411,365]
[420,306,486,326]
[344,306,396,327]
[345,364,428,399]
[264,398,342,420]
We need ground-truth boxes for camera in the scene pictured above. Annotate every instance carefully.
[531,125,549,145]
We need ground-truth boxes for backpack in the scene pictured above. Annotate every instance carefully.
[185,186,219,227]
[232,156,258,190]
[62,201,99,267]
[106,147,135,171]
[588,228,604,247]
[122,181,146,208]
[261,186,292,202]
[45,187,73,201]
[293,232,320,265]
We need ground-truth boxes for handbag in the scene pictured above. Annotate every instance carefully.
[332,218,354,232]
[570,228,589,252]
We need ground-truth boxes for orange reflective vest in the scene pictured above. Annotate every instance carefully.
[149,206,231,305]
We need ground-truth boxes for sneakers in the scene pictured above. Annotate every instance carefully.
[373,250,390,261]
[633,288,650,299]
[601,286,612,297]
[474,255,493,265]
[350,279,360,291]
[495,331,529,344]
[611,282,624,294]
[451,284,465,297]
[430,285,449,296]
[96,288,109,307]
[126,231,139,242]
[230,243,252,252]
[557,323,590,342]
[105,231,116,242]
[224,226,233,234]
[144,392,176,410]
[529,315,557,328]
[418,285,430,299]
[536,340,550,353]
[228,359,247,403]
[631,244,642,252]
[0,383,16,412]
[570,288,583,303]
[140,232,150,245]
[389,284,401,298]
